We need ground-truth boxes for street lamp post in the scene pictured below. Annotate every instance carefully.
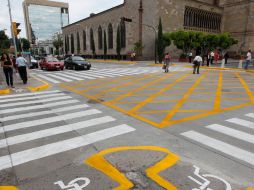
[7,0,17,56]
[121,17,157,64]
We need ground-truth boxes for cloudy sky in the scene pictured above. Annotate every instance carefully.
[0,0,123,38]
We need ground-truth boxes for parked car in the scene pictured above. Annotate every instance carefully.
[64,56,91,70]
[39,57,64,71]
[29,56,39,69]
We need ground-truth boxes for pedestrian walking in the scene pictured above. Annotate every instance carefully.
[0,53,14,88]
[214,50,219,65]
[164,53,171,73]
[188,52,193,64]
[224,52,229,65]
[210,51,215,65]
[193,54,203,74]
[16,54,28,84]
[245,50,252,70]
[207,52,210,67]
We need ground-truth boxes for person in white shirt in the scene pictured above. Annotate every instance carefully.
[193,54,203,74]
[210,51,215,65]
[16,54,28,84]
[245,50,252,70]
[188,52,193,64]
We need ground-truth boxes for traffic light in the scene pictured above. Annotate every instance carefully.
[121,17,132,22]
[12,22,21,37]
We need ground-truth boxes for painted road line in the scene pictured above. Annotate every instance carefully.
[0,95,71,108]
[54,73,85,81]
[46,74,73,82]
[0,90,60,99]
[181,131,254,166]
[0,109,101,133]
[246,113,254,119]
[0,93,65,104]
[0,124,135,171]
[0,100,79,114]
[235,73,254,103]
[206,124,254,144]
[84,71,125,77]
[0,104,89,122]
[64,71,97,79]
[35,74,60,84]
[0,155,12,172]
[226,118,254,129]
[0,116,116,148]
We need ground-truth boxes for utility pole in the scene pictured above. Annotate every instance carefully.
[7,0,17,56]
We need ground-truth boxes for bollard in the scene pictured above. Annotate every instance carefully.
[238,60,243,69]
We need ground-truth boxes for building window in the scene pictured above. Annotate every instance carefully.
[98,26,103,50]
[108,23,113,49]
[90,28,95,52]
[71,34,74,54]
[184,6,222,32]
[120,20,126,48]
[65,35,68,54]
[83,30,86,51]
[77,32,80,53]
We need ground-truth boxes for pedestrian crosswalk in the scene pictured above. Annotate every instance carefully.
[181,114,254,166]
[30,67,162,84]
[0,90,136,171]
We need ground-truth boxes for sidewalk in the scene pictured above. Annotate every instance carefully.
[0,69,50,95]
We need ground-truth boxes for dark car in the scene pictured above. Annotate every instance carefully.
[64,56,91,70]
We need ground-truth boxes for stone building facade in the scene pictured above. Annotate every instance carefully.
[62,0,253,59]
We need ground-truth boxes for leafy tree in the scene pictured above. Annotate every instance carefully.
[53,35,63,55]
[157,17,164,63]
[133,41,144,54]
[0,31,10,54]
[21,38,30,51]
[217,33,238,52]
[116,25,121,60]
[103,30,107,59]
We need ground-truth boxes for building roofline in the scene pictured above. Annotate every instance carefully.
[62,1,125,29]
[23,0,69,8]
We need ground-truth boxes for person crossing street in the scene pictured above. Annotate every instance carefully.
[193,54,203,74]
[16,54,28,84]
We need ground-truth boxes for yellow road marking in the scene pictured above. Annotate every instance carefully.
[214,72,223,111]
[161,73,207,127]
[247,188,254,190]
[0,89,10,95]
[0,187,19,190]
[236,73,254,103]
[85,146,180,190]
[28,76,50,92]
[109,73,175,104]
[177,109,211,113]
[93,74,155,97]
[128,73,190,114]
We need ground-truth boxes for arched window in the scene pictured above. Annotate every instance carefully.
[83,30,86,51]
[90,28,95,53]
[98,26,103,50]
[120,21,126,48]
[77,32,80,53]
[71,34,74,54]
[108,23,113,49]
[65,36,68,54]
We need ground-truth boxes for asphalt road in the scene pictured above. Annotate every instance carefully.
[0,63,253,190]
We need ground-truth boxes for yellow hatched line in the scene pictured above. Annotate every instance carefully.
[94,74,156,97]
[177,109,211,113]
[235,72,254,103]
[160,73,208,127]
[128,73,190,114]
[136,110,171,115]
[214,72,223,111]
[109,73,175,104]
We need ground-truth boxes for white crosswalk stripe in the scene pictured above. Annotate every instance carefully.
[30,67,162,84]
[181,113,254,166]
[0,90,136,171]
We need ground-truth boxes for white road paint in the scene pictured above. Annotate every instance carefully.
[0,116,116,148]
[36,74,60,84]
[206,124,254,144]
[0,90,60,99]
[0,93,65,103]
[54,177,90,190]
[0,96,72,108]
[0,104,89,122]
[54,73,85,80]
[65,71,97,79]
[246,113,254,119]
[0,124,135,171]
[46,74,73,82]
[181,131,254,166]
[0,109,101,133]
[0,99,79,114]
[226,118,254,129]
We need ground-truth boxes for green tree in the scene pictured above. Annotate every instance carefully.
[157,17,164,63]
[0,31,10,54]
[217,33,238,52]
[104,30,107,59]
[53,35,63,55]
[21,38,30,51]
[116,25,121,60]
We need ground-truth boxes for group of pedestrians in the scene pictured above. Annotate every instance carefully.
[0,53,28,88]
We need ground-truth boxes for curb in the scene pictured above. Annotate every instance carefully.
[87,59,137,65]
[0,89,10,95]
[27,76,50,92]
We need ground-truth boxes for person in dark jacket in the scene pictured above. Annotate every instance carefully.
[0,53,14,88]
